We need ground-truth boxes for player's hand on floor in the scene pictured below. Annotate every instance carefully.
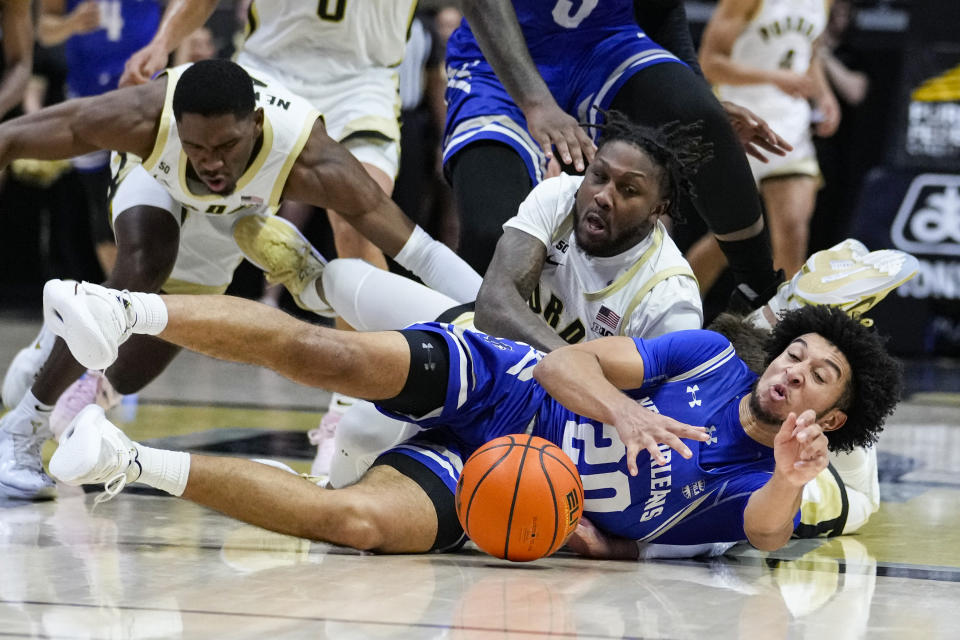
[523,101,596,172]
[721,101,793,163]
[614,407,710,476]
[773,409,829,486]
[565,517,637,560]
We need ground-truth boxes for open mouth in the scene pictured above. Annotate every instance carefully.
[770,383,787,402]
[204,175,228,192]
[583,211,606,233]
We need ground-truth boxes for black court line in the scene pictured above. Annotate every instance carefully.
[0,599,664,640]
[133,397,324,413]
[667,554,960,583]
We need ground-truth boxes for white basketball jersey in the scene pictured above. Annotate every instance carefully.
[141,64,320,215]
[716,0,828,121]
[503,174,702,343]
[241,0,417,72]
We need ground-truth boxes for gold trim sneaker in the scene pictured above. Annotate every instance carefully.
[232,215,334,316]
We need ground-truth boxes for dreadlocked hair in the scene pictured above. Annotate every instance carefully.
[764,306,903,453]
[589,109,714,222]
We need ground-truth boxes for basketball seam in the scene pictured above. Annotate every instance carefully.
[463,435,518,553]
[503,434,534,560]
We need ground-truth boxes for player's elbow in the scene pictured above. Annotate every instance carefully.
[744,524,793,551]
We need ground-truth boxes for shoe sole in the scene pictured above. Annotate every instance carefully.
[0,479,56,500]
[43,280,117,370]
[793,253,919,307]
[49,405,108,485]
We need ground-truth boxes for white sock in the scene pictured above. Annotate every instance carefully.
[297,275,329,314]
[128,292,168,335]
[7,390,53,436]
[322,259,459,331]
[134,445,191,496]
[392,226,481,303]
[746,306,774,331]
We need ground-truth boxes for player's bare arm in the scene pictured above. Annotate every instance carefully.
[533,337,709,475]
[37,0,101,47]
[460,0,595,170]
[743,409,830,550]
[120,0,218,87]
[0,0,33,119]
[701,0,812,96]
[282,121,415,257]
[475,229,568,352]
[0,79,164,169]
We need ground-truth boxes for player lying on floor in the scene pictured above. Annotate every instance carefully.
[41,280,902,555]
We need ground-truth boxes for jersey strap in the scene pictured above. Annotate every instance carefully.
[618,266,698,335]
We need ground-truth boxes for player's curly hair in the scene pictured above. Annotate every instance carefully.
[591,109,714,222]
[764,305,903,453]
[173,59,256,122]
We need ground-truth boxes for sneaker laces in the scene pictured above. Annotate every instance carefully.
[91,448,141,510]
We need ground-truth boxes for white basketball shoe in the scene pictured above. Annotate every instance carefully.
[49,405,141,505]
[0,407,55,500]
[2,325,56,410]
[42,279,137,371]
[766,240,919,322]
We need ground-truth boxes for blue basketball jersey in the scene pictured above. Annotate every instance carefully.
[447,0,637,61]
[378,324,795,546]
[443,0,682,184]
[64,0,161,97]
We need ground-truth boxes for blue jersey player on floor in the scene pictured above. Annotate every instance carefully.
[42,278,902,557]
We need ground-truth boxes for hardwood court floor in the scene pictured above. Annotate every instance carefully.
[2,315,960,639]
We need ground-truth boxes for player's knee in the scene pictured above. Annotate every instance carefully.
[311,499,390,551]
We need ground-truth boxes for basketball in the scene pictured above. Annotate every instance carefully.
[455,434,584,562]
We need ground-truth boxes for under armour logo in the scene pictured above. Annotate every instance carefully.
[686,385,701,408]
[706,425,717,445]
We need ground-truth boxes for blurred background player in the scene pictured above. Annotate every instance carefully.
[686,0,840,293]
[0,0,32,122]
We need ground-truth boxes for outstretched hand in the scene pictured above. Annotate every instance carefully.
[119,42,170,87]
[614,406,710,476]
[523,101,596,173]
[773,409,829,486]
[721,101,793,163]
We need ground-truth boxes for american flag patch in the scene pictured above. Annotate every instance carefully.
[241,195,264,205]
[595,305,621,331]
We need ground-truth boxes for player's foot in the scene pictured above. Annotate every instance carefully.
[50,371,122,440]
[49,405,140,505]
[767,241,919,321]
[232,215,334,316]
[2,325,56,410]
[0,407,56,500]
[309,393,354,477]
[42,279,136,371]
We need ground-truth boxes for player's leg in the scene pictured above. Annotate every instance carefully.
[0,168,180,499]
[760,175,818,278]
[449,141,534,274]
[51,406,441,551]
[606,62,780,301]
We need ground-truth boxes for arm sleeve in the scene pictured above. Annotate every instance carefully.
[633,0,704,78]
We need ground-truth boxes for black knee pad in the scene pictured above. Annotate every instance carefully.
[376,330,450,417]
[372,452,467,552]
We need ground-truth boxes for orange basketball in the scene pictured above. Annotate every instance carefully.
[455,434,584,562]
